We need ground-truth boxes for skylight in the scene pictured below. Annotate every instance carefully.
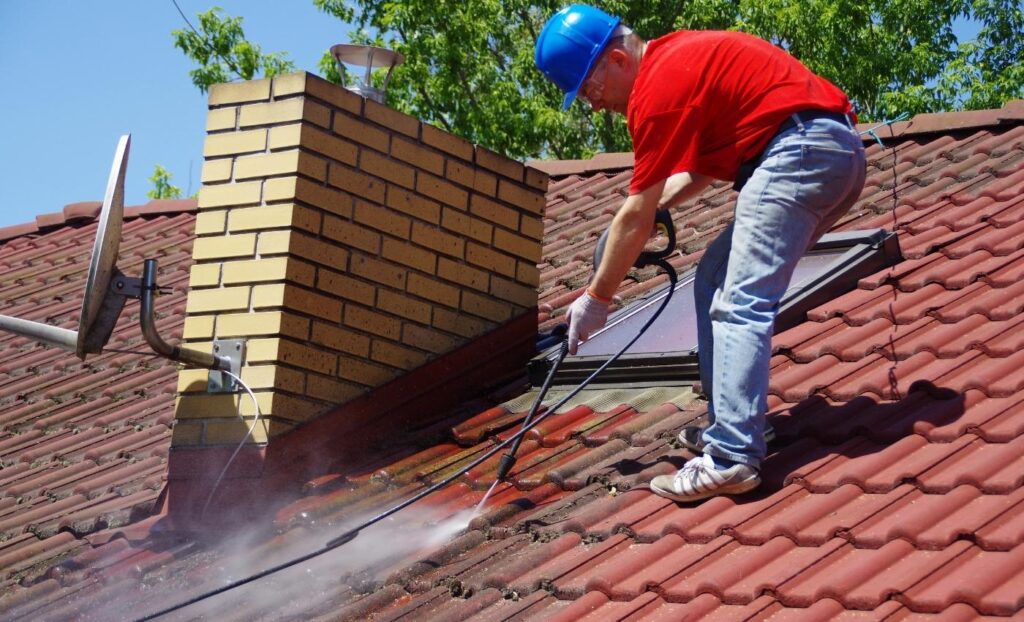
[530,229,902,386]
[576,248,848,356]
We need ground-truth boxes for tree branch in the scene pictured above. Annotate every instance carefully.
[393,24,455,133]
[171,0,246,79]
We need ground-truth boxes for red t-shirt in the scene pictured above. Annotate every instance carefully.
[627,30,852,194]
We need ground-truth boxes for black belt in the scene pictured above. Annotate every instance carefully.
[776,109,853,133]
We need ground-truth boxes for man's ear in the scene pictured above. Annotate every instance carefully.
[606,47,630,69]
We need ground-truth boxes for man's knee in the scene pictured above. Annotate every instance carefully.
[710,288,777,326]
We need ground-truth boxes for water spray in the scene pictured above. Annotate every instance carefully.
[135,210,678,622]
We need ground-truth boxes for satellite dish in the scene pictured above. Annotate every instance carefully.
[0,135,130,359]
[0,134,241,389]
[79,134,130,357]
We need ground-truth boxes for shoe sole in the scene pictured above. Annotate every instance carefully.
[649,476,761,503]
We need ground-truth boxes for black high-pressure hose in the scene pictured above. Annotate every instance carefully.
[135,211,678,622]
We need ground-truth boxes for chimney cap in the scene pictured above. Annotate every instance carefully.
[330,43,405,68]
[330,43,405,104]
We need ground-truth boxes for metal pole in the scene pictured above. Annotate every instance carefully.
[0,314,78,350]
[139,259,231,371]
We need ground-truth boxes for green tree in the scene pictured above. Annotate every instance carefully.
[172,6,296,93]
[176,2,1023,159]
[312,0,1023,159]
[147,165,183,200]
[314,0,623,159]
[934,0,1024,111]
[732,0,1024,121]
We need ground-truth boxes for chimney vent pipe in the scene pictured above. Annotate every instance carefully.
[330,43,404,103]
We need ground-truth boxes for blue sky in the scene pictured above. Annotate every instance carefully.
[0,1,349,227]
[0,4,984,229]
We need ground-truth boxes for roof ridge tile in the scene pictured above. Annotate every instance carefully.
[0,199,198,246]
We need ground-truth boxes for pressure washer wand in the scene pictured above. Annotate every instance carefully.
[494,209,677,484]
[495,338,569,482]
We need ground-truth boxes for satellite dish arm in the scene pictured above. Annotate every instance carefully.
[0,314,78,350]
[140,259,231,371]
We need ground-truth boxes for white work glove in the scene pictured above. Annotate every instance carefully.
[566,291,610,355]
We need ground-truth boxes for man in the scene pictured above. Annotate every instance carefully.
[535,5,866,502]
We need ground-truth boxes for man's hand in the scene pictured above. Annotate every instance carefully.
[566,291,610,354]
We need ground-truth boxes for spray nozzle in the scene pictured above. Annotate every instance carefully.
[495,452,517,482]
[593,208,676,272]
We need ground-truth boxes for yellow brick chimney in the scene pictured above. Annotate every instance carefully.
[171,72,548,450]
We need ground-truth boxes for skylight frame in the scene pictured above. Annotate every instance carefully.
[529,228,902,386]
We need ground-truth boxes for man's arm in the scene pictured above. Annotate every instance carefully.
[589,171,712,300]
[564,171,712,354]
[660,171,712,213]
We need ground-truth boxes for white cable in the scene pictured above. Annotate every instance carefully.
[201,370,261,517]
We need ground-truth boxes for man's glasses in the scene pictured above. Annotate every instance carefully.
[578,55,609,106]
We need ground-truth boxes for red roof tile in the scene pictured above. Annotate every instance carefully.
[0,200,194,607]
[3,101,1024,619]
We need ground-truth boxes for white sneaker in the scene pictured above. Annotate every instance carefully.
[649,454,761,502]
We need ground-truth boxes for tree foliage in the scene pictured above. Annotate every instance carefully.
[172,7,296,93]
[311,0,1022,160]
[175,2,1023,160]
[147,165,183,200]
[934,0,1024,110]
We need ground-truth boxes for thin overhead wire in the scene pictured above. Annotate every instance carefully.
[169,0,200,34]
[859,114,906,398]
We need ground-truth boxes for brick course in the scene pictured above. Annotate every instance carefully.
[470,194,518,230]
[228,204,321,234]
[387,186,441,224]
[411,222,464,259]
[382,238,437,274]
[422,124,474,159]
[239,98,330,129]
[270,123,358,167]
[334,113,390,152]
[328,164,387,203]
[392,137,444,175]
[209,79,271,105]
[416,172,468,210]
[193,210,227,236]
[360,149,416,189]
[354,200,411,239]
[206,107,237,132]
[201,159,233,184]
[262,177,355,218]
[203,129,267,158]
[441,208,492,244]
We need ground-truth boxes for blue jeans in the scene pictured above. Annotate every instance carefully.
[694,115,866,468]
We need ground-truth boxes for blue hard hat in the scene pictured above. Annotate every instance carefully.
[535,4,621,110]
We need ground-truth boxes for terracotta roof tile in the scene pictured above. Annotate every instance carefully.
[902,544,1024,615]
[5,102,1024,618]
[0,201,193,612]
